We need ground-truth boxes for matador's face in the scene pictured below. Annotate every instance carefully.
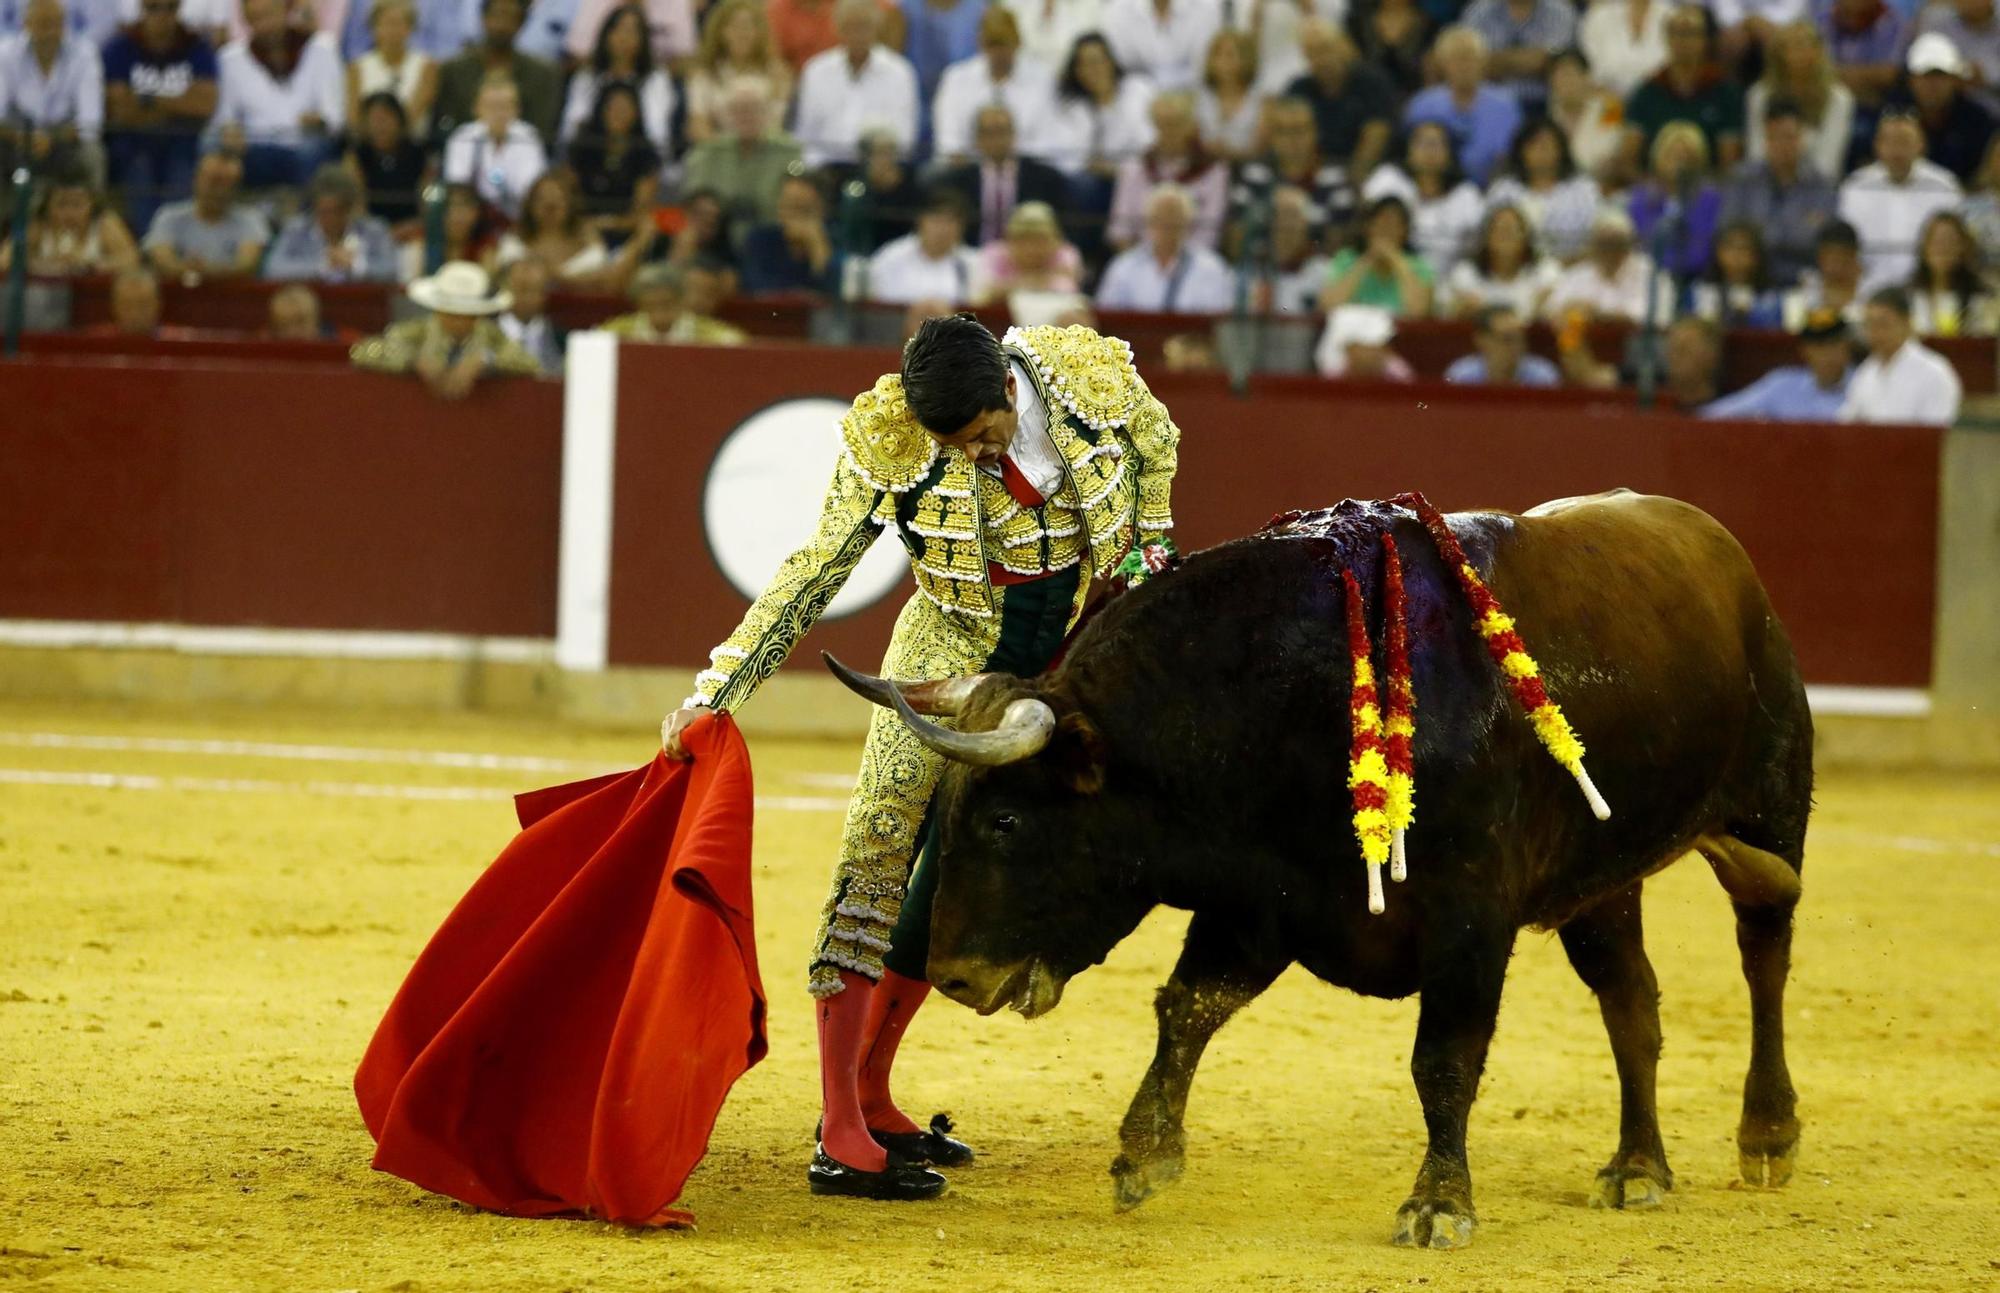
[927,371,1020,467]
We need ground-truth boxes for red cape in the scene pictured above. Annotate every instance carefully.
[354,714,767,1227]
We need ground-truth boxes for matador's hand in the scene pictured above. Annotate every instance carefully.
[660,705,710,761]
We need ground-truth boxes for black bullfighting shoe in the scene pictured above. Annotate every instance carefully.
[871,1113,976,1168]
[807,1145,947,1201]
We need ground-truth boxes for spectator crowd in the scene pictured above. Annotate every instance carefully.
[3,0,1990,421]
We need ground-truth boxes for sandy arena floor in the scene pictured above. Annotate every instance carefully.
[1,698,1996,1293]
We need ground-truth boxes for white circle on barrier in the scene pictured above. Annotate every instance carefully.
[703,398,908,618]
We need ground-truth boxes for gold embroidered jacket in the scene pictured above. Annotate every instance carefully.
[349,317,541,377]
[688,324,1181,711]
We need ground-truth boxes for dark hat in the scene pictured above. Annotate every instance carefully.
[1797,308,1849,342]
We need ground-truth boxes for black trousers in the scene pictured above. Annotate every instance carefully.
[879,564,1082,980]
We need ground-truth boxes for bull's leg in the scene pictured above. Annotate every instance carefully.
[1558,884,1673,1209]
[1110,913,1286,1213]
[1394,919,1513,1249]
[1697,832,1803,1187]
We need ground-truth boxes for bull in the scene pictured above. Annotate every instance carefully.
[825,490,1811,1248]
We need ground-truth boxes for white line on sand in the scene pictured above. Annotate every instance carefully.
[0,767,847,812]
[0,731,607,773]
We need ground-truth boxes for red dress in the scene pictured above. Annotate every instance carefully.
[354,714,766,1227]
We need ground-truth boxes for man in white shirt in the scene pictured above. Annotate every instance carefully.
[1837,111,1962,288]
[867,188,979,306]
[930,6,1055,164]
[793,0,918,166]
[1102,0,1219,92]
[1543,206,1656,324]
[441,73,548,221]
[1096,183,1235,313]
[0,0,103,178]
[1840,287,1964,425]
[211,0,343,188]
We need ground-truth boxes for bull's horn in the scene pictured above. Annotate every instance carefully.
[821,652,990,717]
[896,692,1057,766]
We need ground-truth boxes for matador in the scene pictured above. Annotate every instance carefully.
[661,315,1182,1200]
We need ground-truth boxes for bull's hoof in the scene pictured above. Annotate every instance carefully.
[1109,1151,1184,1213]
[1589,1162,1672,1210]
[1738,1117,1799,1188]
[1391,1197,1476,1249]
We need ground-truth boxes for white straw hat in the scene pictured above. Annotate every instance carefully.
[408,260,511,316]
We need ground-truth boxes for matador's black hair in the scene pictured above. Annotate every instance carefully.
[901,313,1009,435]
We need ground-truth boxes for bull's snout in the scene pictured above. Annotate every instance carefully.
[930,956,1066,1019]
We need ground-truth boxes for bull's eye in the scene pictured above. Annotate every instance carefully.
[993,812,1018,835]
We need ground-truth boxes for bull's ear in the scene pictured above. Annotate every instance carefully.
[1054,712,1107,796]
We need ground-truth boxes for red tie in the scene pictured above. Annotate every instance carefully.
[996,454,1044,507]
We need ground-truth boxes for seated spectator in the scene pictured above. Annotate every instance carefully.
[264,163,397,281]
[902,0,987,113]
[1227,96,1356,249]
[1747,20,1853,181]
[1906,208,1996,334]
[1402,26,1521,185]
[346,0,435,136]
[1891,32,1997,182]
[1364,121,1484,278]
[411,181,503,280]
[1701,307,1853,417]
[1687,219,1786,325]
[997,0,1102,74]
[602,261,750,343]
[865,187,978,306]
[1349,0,1432,100]
[2,0,123,46]
[1781,215,1867,326]
[683,0,793,147]
[1958,134,2000,262]
[970,199,1083,304]
[211,0,342,190]
[1102,0,1219,92]
[1543,204,1655,322]
[939,103,1074,247]
[931,6,1054,164]
[1546,48,1627,183]
[143,146,266,278]
[494,254,564,372]
[493,170,616,288]
[0,168,138,273]
[0,0,103,182]
[564,81,663,237]
[793,0,918,166]
[679,80,799,233]
[1043,33,1156,183]
[432,0,560,144]
[1659,313,1723,407]
[352,259,541,395]
[266,281,330,339]
[1254,184,1330,314]
[1817,0,1906,113]
[1193,28,1263,162]
[1626,5,1746,170]
[835,126,920,252]
[1284,20,1394,178]
[1840,284,1963,421]
[1486,117,1601,262]
[1445,303,1562,385]
[1628,120,1724,280]
[559,4,675,153]
[740,170,837,293]
[94,266,165,335]
[442,74,548,221]
[661,190,738,282]
[1096,183,1235,313]
[345,91,427,230]
[1713,0,1811,68]
[1315,303,1413,379]
[768,0,862,73]
[1721,98,1839,286]
[562,0,700,69]
[1107,92,1229,252]
[1461,0,1577,108]
[102,0,217,230]
[1320,194,1435,316]
[1446,202,1561,316]
[1578,0,1670,98]
[1910,0,2000,89]
[1838,110,1962,285]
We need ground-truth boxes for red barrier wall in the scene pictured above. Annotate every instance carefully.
[0,359,563,635]
[608,345,1939,688]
